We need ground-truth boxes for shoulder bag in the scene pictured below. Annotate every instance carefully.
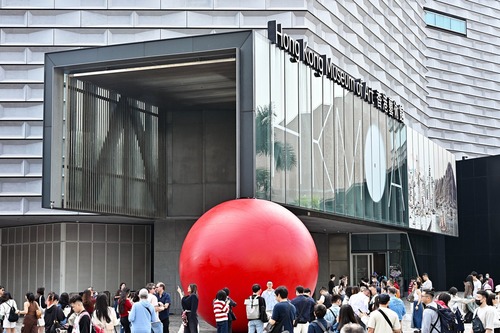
[377,309,393,329]
[143,304,163,333]
[37,302,45,326]
[472,312,485,333]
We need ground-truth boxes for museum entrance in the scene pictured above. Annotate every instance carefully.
[57,50,238,218]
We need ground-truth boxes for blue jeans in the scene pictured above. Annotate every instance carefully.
[248,320,264,333]
[217,321,228,333]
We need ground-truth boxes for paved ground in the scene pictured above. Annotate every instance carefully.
[11,298,472,333]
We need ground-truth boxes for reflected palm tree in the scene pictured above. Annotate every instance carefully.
[256,103,297,198]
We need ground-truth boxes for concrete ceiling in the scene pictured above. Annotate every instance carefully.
[72,57,237,109]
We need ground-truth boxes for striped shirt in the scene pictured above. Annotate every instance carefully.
[213,300,229,322]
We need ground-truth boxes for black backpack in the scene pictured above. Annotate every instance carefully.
[454,308,465,332]
[428,304,459,333]
[7,303,19,322]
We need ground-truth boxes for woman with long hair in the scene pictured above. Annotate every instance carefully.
[92,294,118,333]
[0,292,18,333]
[411,280,423,331]
[177,284,199,333]
[336,304,358,333]
[82,289,95,315]
[19,292,38,333]
[118,288,133,333]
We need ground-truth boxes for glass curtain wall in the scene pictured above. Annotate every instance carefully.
[254,35,407,227]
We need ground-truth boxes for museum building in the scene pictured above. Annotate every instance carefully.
[1,1,498,311]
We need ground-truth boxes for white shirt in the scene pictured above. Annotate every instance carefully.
[261,289,277,311]
[147,293,158,306]
[348,292,369,314]
[475,305,497,330]
[422,279,433,291]
[473,279,482,296]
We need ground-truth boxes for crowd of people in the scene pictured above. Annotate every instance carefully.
[1,271,500,333]
[227,275,404,333]
[0,282,199,333]
[409,271,500,333]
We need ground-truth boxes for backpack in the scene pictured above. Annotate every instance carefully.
[454,308,465,332]
[428,305,459,333]
[7,303,19,322]
[244,296,260,320]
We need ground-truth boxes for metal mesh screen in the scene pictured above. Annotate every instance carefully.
[65,77,160,217]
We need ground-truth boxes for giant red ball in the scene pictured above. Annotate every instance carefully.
[179,198,318,333]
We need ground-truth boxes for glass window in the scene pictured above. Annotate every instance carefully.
[285,58,300,206]
[425,9,466,35]
[270,47,285,203]
[255,35,272,200]
[435,13,451,30]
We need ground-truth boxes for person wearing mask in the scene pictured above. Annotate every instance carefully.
[473,290,496,333]
[420,290,439,333]
[43,292,65,333]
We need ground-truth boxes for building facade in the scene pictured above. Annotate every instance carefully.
[0,0,497,309]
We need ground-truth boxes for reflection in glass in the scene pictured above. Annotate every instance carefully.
[285,58,300,205]
[323,79,335,212]
[344,90,355,216]
[353,95,364,218]
[334,84,345,214]
[255,36,271,199]
[310,71,324,210]
[270,47,286,203]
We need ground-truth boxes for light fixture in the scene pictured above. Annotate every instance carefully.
[70,57,236,77]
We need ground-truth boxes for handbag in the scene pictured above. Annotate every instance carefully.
[49,321,63,333]
[37,317,46,327]
[472,313,485,333]
[181,310,188,326]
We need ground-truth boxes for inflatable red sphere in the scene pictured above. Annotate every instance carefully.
[179,199,318,333]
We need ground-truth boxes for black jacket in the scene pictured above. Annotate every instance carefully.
[44,305,66,333]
